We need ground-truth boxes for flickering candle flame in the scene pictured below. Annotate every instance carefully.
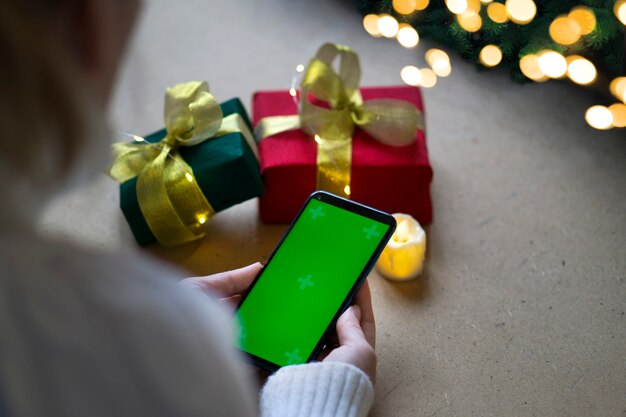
[376,214,426,280]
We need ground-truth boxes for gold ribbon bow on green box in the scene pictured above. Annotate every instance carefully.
[255,43,425,197]
[109,81,257,247]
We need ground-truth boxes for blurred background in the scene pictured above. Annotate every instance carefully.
[41,1,625,416]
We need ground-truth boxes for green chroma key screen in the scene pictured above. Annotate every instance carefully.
[235,195,392,369]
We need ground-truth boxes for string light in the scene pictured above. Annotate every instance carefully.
[378,14,400,38]
[466,0,482,13]
[401,65,422,86]
[585,105,613,130]
[610,77,626,102]
[568,6,596,35]
[363,14,382,37]
[505,0,537,25]
[457,10,482,32]
[415,0,430,11]
[420,68,437,87]
[519,54,548,82]
[549,15,581,45]
[397,25,420,48]
[487,2,508,23]
[197,215,207,225]
[393,0,417,15]
[479,45,502,67]
[615,0,626,25]
[566,56,596,85]
[426,49,452,77]
[609,103,626,128]
[537,50,567,79]
[446,0,468,14]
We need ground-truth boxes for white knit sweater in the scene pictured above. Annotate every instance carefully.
[0,233,373,417]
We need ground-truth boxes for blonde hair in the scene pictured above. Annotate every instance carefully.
[0,0,106,223]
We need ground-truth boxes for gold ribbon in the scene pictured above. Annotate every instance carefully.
[255,43,424,197]
[109,81,244,247]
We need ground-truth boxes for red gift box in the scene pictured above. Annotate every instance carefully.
[253,85,433,224]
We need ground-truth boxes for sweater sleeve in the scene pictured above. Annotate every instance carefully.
[260,362,374,417]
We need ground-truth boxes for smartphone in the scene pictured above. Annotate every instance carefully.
[234,191,396,372]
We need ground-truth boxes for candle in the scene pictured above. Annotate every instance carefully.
[376,213,426,280]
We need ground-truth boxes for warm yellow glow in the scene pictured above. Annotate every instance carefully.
[538,50,567,78]
[585,105,613,130]
[363,14,382,37]
[393,0,417,14]
[457,10,482,32]
[487,2,508,23]
[400,65,422,86]
[185,172,194,182]
[343,185,352,196]
[609,103,626,128]
[397,25,420,48]
[419,68,437,88]
[566,56,596,85]
[479,44,503,67]
[296,64,305,73]
[378,14,400,37]
[615,0,626,25]
[466,0,482,13]
[481,0,493,3]
[314,135,323,144]
[446,0,468,14]
[519,54,548,81]
[415,0,430,10]
[375,213,426,281]
[197,215,207,225]
[610,77,626,102]
[568,6,596,35]
[426,48,452,77]
[506,0,537,24]
[549,15,581,45]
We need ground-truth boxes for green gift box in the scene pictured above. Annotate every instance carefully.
[119,98,263,246]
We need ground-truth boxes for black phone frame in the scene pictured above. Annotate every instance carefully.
[234,190,397,373]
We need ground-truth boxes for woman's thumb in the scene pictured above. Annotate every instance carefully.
[336,305,365,346]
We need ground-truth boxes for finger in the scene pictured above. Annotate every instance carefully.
[353,280,376,348]
[183,263,262,298]
[335,305,367,348]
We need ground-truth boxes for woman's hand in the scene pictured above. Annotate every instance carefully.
[181,263,262,310]
[321,280,377,383]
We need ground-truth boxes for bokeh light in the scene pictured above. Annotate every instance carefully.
[420,68,437,88]
[393,0,417,15]
[568,6,596,35]
[585,105,613,130]
[378,14,400,38]
[615,0,626,25]
[505,0,537,24]
[538,50,567,79]
[549,15,582,45]
[519,55,548,82]
[426,48,452,77]
[397,25,420,48]
[363,14,381,37]
[610,77,626,102]
[609,103,626,128]
[415,0,430,10]
[487,2,508,23]
[466,0,482,13]
[457,10,482,32]
[566,56,596,85]
[401,65,422,86]
[479,45,503,67]
[446,0,468,14]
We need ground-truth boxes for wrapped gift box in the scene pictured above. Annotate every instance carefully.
[253,85,433,224]
[120,98,263,246]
